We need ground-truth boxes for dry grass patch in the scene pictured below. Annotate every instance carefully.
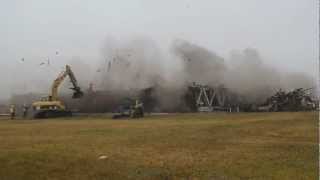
[0,112,318,179]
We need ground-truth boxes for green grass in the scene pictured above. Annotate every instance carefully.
[0,112,318,180]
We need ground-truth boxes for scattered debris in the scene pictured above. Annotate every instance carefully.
[258,88,316,112]
[98,155,108,160]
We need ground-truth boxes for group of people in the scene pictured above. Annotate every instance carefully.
[9,104,29,120]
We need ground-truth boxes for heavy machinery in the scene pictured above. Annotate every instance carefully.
[32,65,84,118]
[112,98,144,119]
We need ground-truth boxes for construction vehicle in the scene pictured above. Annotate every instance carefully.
[131,99,144,118]
[112,98,144,119]
[32,65,83,118]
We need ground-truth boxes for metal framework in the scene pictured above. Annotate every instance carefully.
[190,83,227,112]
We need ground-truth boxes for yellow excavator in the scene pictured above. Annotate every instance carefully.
[32,65,84,118]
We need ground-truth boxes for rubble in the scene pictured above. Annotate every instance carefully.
[7,80,318,116]
[9,84,317,115]
[258,88,317,112]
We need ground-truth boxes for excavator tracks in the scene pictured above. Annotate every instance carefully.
[33,110,72,119]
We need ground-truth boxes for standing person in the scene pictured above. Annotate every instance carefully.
[10,105,16,120]
[22,104,29,119]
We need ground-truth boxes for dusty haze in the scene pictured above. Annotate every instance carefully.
[94,37,315,106]
[0,0,318,102]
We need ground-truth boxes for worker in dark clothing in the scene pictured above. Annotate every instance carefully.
[22,104,29,119]
[10,105,16,120]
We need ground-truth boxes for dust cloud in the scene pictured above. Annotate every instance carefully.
[4,36,315,110]
[92,37,314,107]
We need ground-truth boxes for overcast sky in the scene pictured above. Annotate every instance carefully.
[0,0,318,99]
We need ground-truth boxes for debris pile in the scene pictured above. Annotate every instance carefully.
[258,88,316,112]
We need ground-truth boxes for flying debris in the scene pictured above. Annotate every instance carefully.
[39,62,45,66]
[21,58,24,62]
[55,51,59,55]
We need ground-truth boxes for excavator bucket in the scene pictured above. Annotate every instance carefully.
[72,90,84,99]
[69,85,84,99]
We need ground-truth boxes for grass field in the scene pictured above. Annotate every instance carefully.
[0,112,318,180]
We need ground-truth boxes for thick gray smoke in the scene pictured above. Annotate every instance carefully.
[96,37,186,110]
[224,48,314,103]
[172,39,227,86]
[97,37,166,91]
[96,37,314,107]
[6,36,314,111]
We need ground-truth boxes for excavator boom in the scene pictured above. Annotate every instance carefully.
[51,65,83,100]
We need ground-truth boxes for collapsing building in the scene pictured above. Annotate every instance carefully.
[257,88,317,112]
[184,82,240,112]
[7,82,318,114]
